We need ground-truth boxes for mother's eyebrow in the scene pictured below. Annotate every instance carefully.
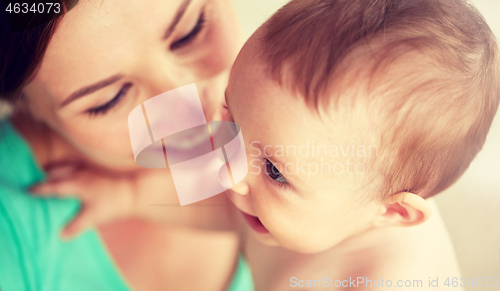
[60,74,124,108]
[163,0,193,40]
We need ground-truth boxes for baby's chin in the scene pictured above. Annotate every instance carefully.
[267,232,340,254]
[253,228,332,253]
[252,231,281,247]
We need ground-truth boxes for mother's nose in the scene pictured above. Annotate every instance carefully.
[144,71,195,98]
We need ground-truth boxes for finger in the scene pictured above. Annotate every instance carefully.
[45,164,81,182]
[60,190,135,240]
[60,204,98,240]
[30,181,79,197]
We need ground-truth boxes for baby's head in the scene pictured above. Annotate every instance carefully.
[224,0,499,253]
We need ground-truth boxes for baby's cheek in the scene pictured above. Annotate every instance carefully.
[260,203,304,240]
[285,206,348,253]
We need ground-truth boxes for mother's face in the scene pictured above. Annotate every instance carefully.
[23,0,242,170]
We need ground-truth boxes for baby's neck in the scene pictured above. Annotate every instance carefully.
[327,225,392,257]
[328,197,442,257]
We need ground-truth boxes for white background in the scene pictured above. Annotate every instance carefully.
[233,1,500,290]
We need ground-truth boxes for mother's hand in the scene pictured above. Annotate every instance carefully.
[30,163,237,240]
[30,163,141,240]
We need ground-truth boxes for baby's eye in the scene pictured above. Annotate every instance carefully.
[264,158,288,185]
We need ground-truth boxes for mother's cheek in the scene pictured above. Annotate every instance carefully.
[197,3,242,78]
[66,124,133,158]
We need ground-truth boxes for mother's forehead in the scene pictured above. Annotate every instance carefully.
[33,0,186,98]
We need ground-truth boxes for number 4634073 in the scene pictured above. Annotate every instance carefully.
[5,2,61,14]
[443,277,498,288]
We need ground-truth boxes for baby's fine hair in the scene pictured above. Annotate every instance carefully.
[258,0,500,199]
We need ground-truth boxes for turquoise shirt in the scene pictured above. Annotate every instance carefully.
[0,119,254,291]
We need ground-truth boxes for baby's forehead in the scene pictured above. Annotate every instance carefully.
[239,0,498,202]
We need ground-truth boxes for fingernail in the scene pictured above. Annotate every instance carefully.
[29,188,42,195]
[60,228,74,241]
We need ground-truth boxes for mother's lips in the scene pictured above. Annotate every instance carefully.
[240,211,269,234]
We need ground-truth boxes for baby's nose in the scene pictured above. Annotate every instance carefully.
[218,165,233,189]
[218,165,250,194]
[231,179,250,195]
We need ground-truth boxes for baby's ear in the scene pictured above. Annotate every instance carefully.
[371,192,431,228]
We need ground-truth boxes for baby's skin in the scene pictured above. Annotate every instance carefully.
[222,28,463,290]
[245,199,462,291]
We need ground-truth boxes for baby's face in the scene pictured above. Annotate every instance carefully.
[224,37,384,253]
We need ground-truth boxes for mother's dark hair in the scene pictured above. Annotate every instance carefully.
[0,0,78,102]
